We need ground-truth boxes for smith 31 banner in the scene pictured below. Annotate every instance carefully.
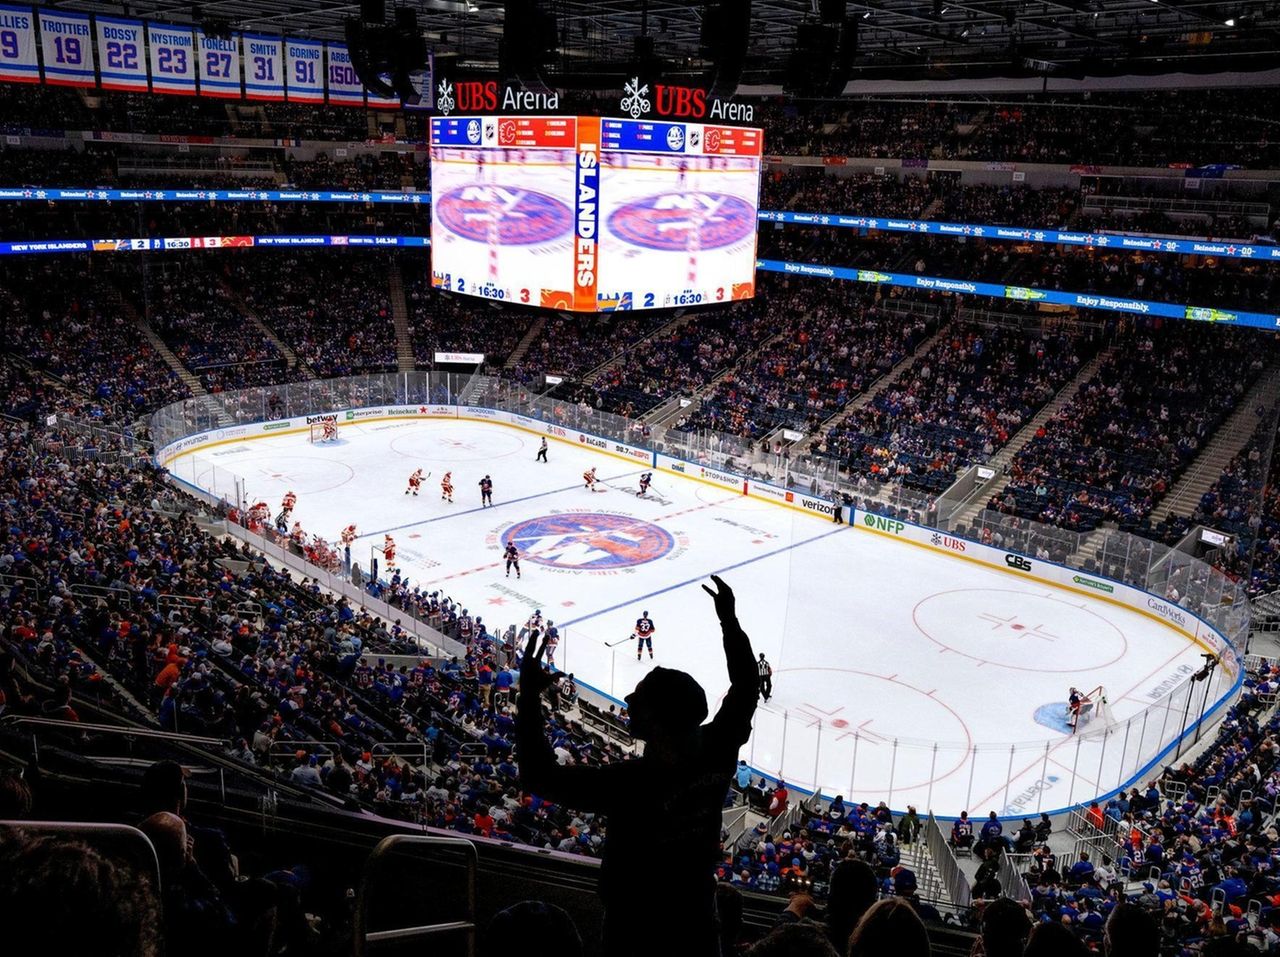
[147,23,196,95]
[0,5,38,84]
[325,42,363,106]
[284,37,323,104]
[242,33,283,101]
[196,29,241,98]
[95,16,147,92]
[38,10,94,87]
[755,258,1280,332]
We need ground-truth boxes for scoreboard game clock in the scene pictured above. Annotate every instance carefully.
[428,113,763,313]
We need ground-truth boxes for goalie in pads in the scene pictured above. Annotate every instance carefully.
[1067,686,1108,732]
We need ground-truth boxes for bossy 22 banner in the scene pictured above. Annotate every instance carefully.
[95,16,147,92]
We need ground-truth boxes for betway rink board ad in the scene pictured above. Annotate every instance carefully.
[428,114,763,312]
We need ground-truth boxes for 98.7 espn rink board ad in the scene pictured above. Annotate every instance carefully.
[428,114,763,312]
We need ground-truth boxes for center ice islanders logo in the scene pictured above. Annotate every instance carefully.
[608,192,756,251]
[502,513,674,569]
[435,186,573,245]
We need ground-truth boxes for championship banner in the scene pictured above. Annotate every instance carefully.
[147,22,196,95]
[325,43,363,106]
[242,33,283,101]
[196,29,240,98]
[284,37,323,104]
[95,16,147,92]
[0,5,38,84]
[38,11,94,87]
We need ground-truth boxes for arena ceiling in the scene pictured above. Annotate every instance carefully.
[55,0,1280,84]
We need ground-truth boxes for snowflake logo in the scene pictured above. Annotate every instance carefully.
[620,77,650,119]
[437,79,455,115]
[930,533,942,546]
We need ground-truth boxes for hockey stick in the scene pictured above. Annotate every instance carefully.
[605,634,635,648]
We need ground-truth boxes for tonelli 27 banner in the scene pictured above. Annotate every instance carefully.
[0,5,38,84]
[429,113,762,312]
[196,29,241,98]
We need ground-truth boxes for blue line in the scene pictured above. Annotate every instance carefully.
[559,523,848,629]
[357,469,646,540]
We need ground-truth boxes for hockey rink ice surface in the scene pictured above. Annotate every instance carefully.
[176,417,1220,816]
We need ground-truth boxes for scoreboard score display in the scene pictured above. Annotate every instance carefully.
[429,114,763,312]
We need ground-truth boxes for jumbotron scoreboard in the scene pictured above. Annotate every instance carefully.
[429,114,763,312]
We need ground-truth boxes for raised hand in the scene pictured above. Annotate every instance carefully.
[519,627,557,695]
[701,574,737,622]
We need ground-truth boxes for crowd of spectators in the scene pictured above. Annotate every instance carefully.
[817,323,1096,495]
[221,252,398,377]
[403,262,538,372]
[1000,662,1280,954]
[3,258,190,422]
[756,91,1280,167]
[0,404,623,855]
[674,288,938,441]
[989,321,1274,532]
[139,257,294,392]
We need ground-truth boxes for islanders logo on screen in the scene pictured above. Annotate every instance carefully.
[502,513,674,570]
[608,192,756,251]
[435,185,573,245]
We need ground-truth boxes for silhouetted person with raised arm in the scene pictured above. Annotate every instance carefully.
[516,575,758,957]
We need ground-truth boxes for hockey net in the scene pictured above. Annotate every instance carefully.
[1069,685,1112,730]
[309,422,336,443]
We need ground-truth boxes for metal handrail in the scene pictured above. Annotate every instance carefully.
[1,820,164,895]
[354,835,479,957]
[0,715,225,745]
[924,812,973,909]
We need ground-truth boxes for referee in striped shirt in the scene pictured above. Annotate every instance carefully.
[757,653,773,702]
